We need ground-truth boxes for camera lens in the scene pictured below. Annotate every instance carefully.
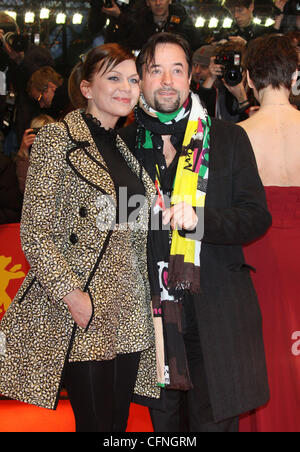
[224,67,242,86]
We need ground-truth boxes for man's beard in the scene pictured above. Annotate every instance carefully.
[153,89,181,113]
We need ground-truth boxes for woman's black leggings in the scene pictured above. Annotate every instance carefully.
[64,352,141,432]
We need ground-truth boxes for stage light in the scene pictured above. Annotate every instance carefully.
[56,13,67,24]
[195,17,205,28]
[24,12,35,24]
[253,17,262,24]
[265,18,275,27]
[208,18,218,28]
[5,11,17,21]
[72,13,83,25]
[40,8,50,20]
[223,18,233,28]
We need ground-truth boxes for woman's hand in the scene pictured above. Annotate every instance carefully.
[162,202,198,231]
[64,289,93,329]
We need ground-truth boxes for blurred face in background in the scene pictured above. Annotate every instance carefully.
[146,0,171,19]
[229,3,254,29]
[192,62,210,84]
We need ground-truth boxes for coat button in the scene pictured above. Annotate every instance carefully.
[79,207,88,218]
[70,233,78,245]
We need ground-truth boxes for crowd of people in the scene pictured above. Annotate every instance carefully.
[0,0,300,433]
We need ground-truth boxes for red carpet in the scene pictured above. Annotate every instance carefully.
[0,399,154,432]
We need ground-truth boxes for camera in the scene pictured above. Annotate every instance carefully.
[0,22,18,34]
[2,32,28,53]
[215,51,243,87]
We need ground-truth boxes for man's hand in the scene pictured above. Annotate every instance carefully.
[64,289,93,329]
[223,80,248,104]
[162,202,198,231]
[102,0,121,18]
[202,56,223,89]
[228,36,247,45]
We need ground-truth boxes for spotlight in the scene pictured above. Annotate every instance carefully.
[265,18,275,27]
[72,13,83,25]
[56,13,67,24]
[223,18,233,28]
[40,8,50,20]
[24,12,35,24]
[195,17,205,28]
[208,18,218,28]
[5,11,17,21]
[253,17,262,24]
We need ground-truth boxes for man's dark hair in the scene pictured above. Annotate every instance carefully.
[224,0,254,10]
[136,32,192,79]
[244,34,298,91]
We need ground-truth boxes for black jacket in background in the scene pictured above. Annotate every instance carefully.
[0,154,22,224]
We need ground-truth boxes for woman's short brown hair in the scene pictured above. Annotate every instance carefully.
[68,43,136,109]
[244,34,298,92]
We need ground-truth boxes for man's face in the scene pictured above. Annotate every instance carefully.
[141,43,191,113]
[192,62,210,84]
[146,0,171,18]
[31,83,56,109]
[229,4,254,29]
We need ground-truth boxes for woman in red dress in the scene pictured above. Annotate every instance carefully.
[238,34,300,432]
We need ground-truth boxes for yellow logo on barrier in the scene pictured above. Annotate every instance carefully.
[0,255,26,314]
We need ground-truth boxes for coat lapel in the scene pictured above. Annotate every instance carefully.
[64,110,116,199]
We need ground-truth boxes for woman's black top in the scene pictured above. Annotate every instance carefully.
[83,112,145,224]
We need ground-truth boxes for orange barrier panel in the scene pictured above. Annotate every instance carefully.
[0,223,153,432]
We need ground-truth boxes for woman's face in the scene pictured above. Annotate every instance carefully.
[81,59,140,128]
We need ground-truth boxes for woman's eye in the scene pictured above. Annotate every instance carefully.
[108,76,119,81]
[130,78,139,84]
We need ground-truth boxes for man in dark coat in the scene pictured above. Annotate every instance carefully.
[0,153,22,224]
[220,0,276,42]
[119,32,271,432]
[88,0,200,51]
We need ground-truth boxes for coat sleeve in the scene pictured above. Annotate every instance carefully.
[20,123,82,303]
[203,124,272,245]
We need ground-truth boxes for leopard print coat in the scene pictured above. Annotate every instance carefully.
[0,109,161,409]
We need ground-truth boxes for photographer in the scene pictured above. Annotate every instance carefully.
[15,114,54,194]
[195,41,250,122]
[88,0,199,51]
[27,66,73,121]
[222,0,276,43]
[1,19,54,152]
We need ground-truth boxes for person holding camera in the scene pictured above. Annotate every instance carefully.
[0,13,54,154]
[27,66,73,121]
[195,41,250,122]
[15,114,55,194]
[222,0,276,43]
[88,0,199,52]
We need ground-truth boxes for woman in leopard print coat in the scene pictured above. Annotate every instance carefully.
[0,44,160,432]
